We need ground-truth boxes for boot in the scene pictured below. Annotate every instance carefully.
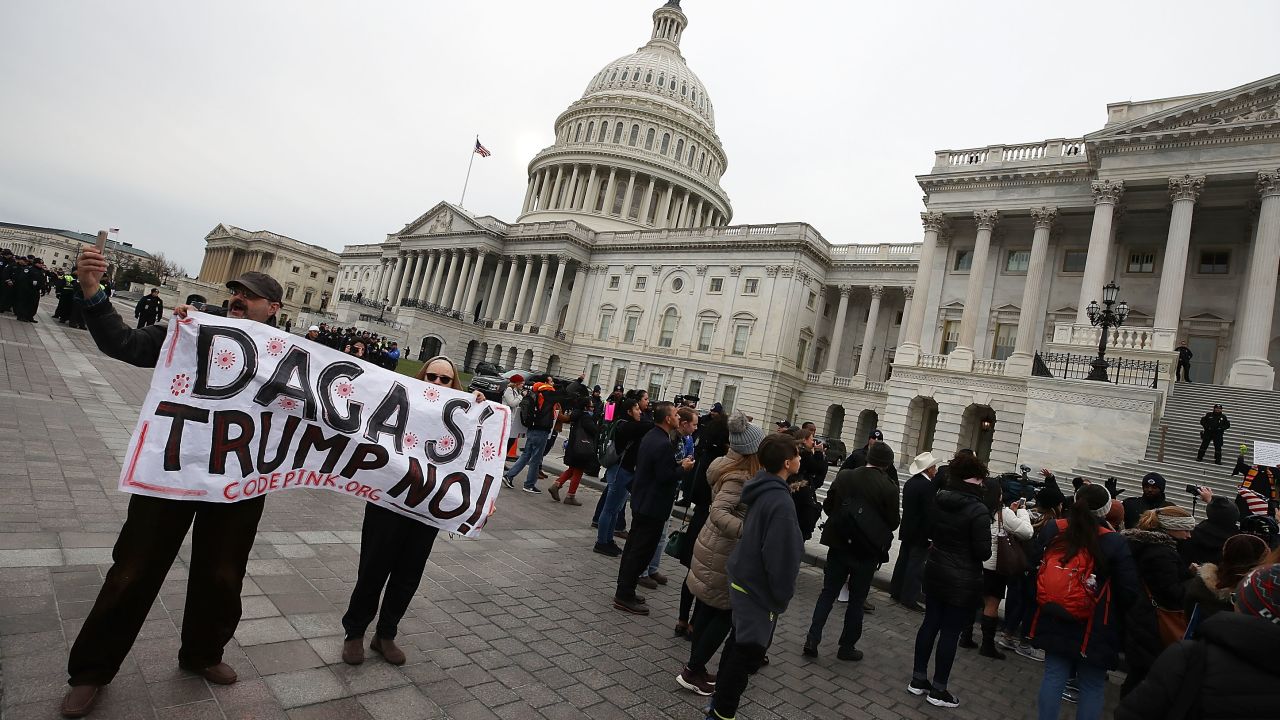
[563,494,582,506]
[979,616,1006,659]
[548,484,561,502]
[958,623,978,649]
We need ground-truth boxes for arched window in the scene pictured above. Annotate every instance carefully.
[644,128,655,150]
[681,82,687,96]
[629,124,639,146]
[688,144,697,166]
[573,123,581,142]
[610,70,617,82]
[692,89,697,103]
[613,123,624,143]
[658,308,678,348]
[621,70,629,82]
[586,121,594,141]
[675,138,684,159]
[698,152,705,172]
[658,73,665,87]
[599,122,609,142]
[645,71,653,83]
[660,132,670,154]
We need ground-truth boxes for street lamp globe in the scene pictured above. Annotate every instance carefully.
[1102,281,1121,304]
[1087,299,1101,323]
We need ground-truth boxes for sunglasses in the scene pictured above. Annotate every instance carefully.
[229,287,262,301]
[424,373,453,385]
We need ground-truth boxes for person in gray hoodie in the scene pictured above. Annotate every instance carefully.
[705,433,805,720]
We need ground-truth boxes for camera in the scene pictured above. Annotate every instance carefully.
[1185,483,1204,496]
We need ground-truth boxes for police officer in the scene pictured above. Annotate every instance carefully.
[133,288,164,327]
[1197,403,1231,464]
[5,254,47,322]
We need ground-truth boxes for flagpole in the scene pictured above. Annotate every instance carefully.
[459,135,478,207]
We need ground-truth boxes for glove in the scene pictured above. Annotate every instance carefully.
[1105,477,1120,498]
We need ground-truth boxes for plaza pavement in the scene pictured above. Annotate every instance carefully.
[0,300,1119,719]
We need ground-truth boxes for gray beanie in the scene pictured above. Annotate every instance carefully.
[867,441,895,470]
[727,412,766,455]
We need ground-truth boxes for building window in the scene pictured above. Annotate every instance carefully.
[660,133,670,154]
[720,377,740,414]
[709,277,723,293]
[1127,251,1156,273]
[953,249,973,272]
[675,138,684,160]
[303,290,313,305]
[697,321,714,352]
[645,128,655,150]
[940,319,960,354]
[658,308,678,347]
[573,124,581,142]
[628,125,639,146]
[623,314,639,343]
[309,271,318,279]
[795,337,809,368]
[588,363,601,387]
[1005,250,1030,273]
[687,375,703,399]
[671,277,684,292]
[806,291,816,310]
[635,276,647,291]
[823,302,831,318]
[613,123,624,143]
[326,276,334,283]
[647,373,664,401]
[1198,250,1230,274]
[743,278,759,295]
[599,123,609,142]
[285,287,296,300]
[607,275,620,290]
[1062,250,1088,273]
[586,121,594,141]
[597,312,613,340]
[613,366,627,388]
[731,325,750,356]
[811,346,826,373]
[992,323,1017,361]
[292,265,301,274]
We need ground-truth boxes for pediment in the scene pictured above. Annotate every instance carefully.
[1087,74,1280,142]
[1187,311,1228,321]
[398,202,487,237]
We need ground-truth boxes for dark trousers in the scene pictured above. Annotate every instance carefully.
[1003,571,1036,637]
[342,503,439,640]
[889,540,927,606]
[804,547,877,650]
[679,575,697,623]
[1198,433,1224,463]
[1176,362,1191,382]
[709,591,775,719]
[67,493,266,686]
[615,513,665,600]
[687,599,732,674]
[12,292,37,320]
[912,594,972,691]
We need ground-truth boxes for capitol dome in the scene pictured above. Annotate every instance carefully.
[517,0,732,231]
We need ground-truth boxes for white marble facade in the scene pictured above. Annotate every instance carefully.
[330,0,1280,473]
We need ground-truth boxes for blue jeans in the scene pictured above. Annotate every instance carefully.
[1038,651,1106,720]
[805,547,877,650]
[592,482,626,531]
[912,595,971,691]
[596,465,633,546]
[647,517,671,576]
[505,428,549,489]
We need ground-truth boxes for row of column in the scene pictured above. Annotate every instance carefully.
[199,247,262,284]
[366,249,590,335]
[822,285,908,381]
[520,163,725,229]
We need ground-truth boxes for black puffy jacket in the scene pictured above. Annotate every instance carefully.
[1181,498,1239,567]
[1115,612,1280,720]
[922,488,991,608]
[1124,529,1194,677]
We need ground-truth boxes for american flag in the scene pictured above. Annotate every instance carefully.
[474,138,491,157]
[108,228,120,233]
[1240,466,1277,515]
[1240,486,1270,516]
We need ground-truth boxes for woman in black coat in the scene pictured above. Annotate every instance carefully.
[909,454,992,709]
[1120,505,1196,696]
[549,400,600,507]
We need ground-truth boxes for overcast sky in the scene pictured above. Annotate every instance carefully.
[2,1,1277,274]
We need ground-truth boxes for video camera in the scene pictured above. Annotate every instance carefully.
[998,464,1045,504]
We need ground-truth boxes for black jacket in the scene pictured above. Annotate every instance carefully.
[85,298,166,367]
[725,470,804,614]
[1122,492,1175,529]
[1200,411,1230,439]
[612,418,654,473]
[899,471,937,546]
[1029,520,1139,669]
[563,410,600,474]
[1123,528,1194,675]
[1182,498,1239,567]
[819,466,900,552]
[134,294,163,320]
[922,488,991,608]
[1115,612,1280,720]
[842,444,899,485]
[629,426,682,521]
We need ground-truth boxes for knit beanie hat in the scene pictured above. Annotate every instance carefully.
[1235,563,1280,624]
[867,442,895,470]
[727,412,766,455]
[1035,484,1066,511]
[1206,496,1241,529]
[1218,534,1269,589]
[1141,472,1167,491]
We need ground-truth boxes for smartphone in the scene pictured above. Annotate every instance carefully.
[95,230,108,252]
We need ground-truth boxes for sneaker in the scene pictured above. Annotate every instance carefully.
[838,585,850,603]
[522,486,541,494]
[836,646,864,662]
[927,689,960,708]
[547,484,561,502]
[638,575,659,590]
[996,632,1018,651]
[907,678,933,696]
[563,495,582,506]
[1015,641,1045,662]
[502,475,514,489]
[1063,679,1079,704]
[979,644,1006,660]
[593,542,622,557]
[676,666,714,696]
[590,521,599,529]
[863,600,875,613]
[613,596,650,615]
[649,571,668,585]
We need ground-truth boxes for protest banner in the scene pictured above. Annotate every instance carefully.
[117,313,509,537]
[1255,440,1280,468]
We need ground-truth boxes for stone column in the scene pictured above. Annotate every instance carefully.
[395,252,419,305]
[426,251,448,304]
[1076,180,1125,324]
[543,255,569,332]
[659,183,675,229]
[603,168,618,216]
[1228,170,1280,388]
[1006,207,1058,376]
[640,177,656,225]
[536,168,553,210]
[386,254,406,304]
[528,254,551,324]
[511,255,535,323]
[896,287,915,347]
[1153,174,1206,346]
[897,212,947,367]
[450,250,474,311]
[462,250,486,319]
[855,286,885,381]
[522,175,536,213]
[822,286,853,380]
[499,256,521,320]
[621,171,637,220]
[483,256,505,319]
[693,198,705,228]
[439,249,461,308]
[416,250,438,302]
[565,166,579,209]
[563,263,589,336]
[947,210,999,371]
[372,260,387,300]
[407,250,428,302]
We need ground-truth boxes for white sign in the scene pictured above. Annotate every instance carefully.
[118,314,509,537]
[1255,441,1280,468]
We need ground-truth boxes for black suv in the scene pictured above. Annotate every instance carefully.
[468,362,507,401]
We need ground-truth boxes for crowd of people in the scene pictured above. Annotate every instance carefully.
[302,322,403,371]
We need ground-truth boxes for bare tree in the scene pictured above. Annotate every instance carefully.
[144,252,186,285]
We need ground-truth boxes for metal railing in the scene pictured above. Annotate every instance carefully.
[1032,351,1162,388]
[338,293,384,309]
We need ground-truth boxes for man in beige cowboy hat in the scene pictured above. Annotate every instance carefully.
[890,451,940,612]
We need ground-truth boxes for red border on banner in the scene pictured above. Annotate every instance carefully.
[164,317,195,368]
[123,420,208,497]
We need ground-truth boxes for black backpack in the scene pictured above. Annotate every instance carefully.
[519,393,538,429]
[825,492,893,562]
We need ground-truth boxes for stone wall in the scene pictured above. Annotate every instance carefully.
[1017,377,1162,475]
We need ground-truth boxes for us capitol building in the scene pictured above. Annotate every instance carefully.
[324,1,1280,477]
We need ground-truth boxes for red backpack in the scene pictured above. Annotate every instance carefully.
[1030,519,1113,654]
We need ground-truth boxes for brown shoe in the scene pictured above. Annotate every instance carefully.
[342,637,365,665]
[548,484,561,502]
[370,636,406,665]
[563,494,582,506]
[638,575,659,590]
[179,661,237,685]
[649,571,669,586]
[60,685,100,718]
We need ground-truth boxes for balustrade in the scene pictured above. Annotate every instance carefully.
[805,372,820,382]
[919,353,948,369]
[865,381,885,393]
[833,376,852,387]
[973,358,1006,376]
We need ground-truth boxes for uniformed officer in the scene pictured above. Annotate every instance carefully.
[133,287,164,327]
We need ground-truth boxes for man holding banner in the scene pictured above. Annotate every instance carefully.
[60,247,282,718]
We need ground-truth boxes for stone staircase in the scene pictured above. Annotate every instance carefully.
[1071,381,1280,503]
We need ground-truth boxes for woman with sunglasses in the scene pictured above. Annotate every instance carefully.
[341,355,486,666]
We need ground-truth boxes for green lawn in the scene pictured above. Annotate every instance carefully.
[395,358,472,386]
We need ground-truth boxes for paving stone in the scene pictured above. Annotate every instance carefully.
[265,668,347,709]
[235,617,304,646]
[356,684,444,720]
[245,639,328,675]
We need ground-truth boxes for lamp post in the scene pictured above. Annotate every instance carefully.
[379,297,389,323]
[1085,281,1129,382]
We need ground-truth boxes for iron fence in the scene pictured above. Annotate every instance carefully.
[1032,351,1162,388]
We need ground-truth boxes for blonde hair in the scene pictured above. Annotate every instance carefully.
[1137,505,1192,532]
[416,355,463,390]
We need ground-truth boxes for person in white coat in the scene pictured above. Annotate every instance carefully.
[502,374,527,458]
[977,500,1033,659]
